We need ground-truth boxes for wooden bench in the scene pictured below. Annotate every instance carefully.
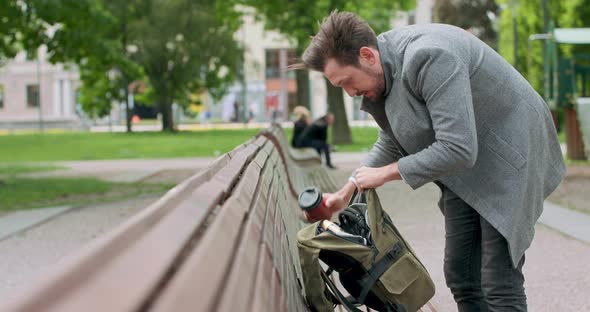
[3,126,337,312]
[260,124,338,195]
[262,123,325,168]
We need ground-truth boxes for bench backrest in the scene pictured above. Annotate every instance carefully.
[260,124,338,196]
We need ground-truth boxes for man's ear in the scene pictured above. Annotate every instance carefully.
[359,47,376,65]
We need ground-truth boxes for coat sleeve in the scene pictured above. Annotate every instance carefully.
[397,46,478,189]
[362,128,403,167]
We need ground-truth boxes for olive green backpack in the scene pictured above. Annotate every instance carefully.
[296,189,435,312]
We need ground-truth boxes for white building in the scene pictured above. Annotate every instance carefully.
[0,47,82,130]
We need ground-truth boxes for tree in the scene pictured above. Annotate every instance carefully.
[126,0,242,131]
[433,0,500,49]
[243,0,413,144]
[70,1,145,133]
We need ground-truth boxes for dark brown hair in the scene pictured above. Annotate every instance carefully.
[291,11,377,72]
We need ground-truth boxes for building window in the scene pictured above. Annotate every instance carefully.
[266,49,298,79]
[26,84,40,108]
[265,49,280,79]
[0,84,4,108]
[408,10,416,25]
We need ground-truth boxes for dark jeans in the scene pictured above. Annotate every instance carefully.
[441,186,527,312]
[300,139,333,167]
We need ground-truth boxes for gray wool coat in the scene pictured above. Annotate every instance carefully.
[361,24,566,267]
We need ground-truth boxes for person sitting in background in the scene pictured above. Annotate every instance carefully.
[297,113,336,169]
[291,106,311,147]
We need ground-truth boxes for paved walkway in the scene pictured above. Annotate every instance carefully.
[25,157,217,182]
[0,195,163,302]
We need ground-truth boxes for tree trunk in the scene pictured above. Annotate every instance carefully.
[160,98,175,132]
[325,78,352,144]
[121,7,132,133]
[124,78,132,133]
[296,70,310,109]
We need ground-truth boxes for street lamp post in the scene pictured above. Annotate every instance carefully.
[36,52,44,132]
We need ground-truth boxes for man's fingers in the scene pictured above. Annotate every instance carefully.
[324,194,335,207]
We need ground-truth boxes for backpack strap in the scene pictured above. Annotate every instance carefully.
[320,269,364,312]
[357,242,406,312]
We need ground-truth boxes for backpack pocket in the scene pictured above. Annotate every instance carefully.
[378,253,421,295]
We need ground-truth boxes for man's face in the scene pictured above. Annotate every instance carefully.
[323,49,385,102]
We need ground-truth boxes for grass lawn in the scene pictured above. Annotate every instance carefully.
[0,176,173,211]
[332,127,379,152]
[0,129,262,162]
[0,127,378,163]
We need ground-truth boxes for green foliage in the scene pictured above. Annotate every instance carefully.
[0,1,48,62]
[243,0,413,52]
[74,1,145,120]
[32,0,118,64]
[497,0,590,93]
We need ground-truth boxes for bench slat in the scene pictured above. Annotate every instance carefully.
[216,223,263,311]
[250,245,275,312]
[272,264,288,312]
[213,142,260,188]
[216,147,274,311]
[150,159,264,312]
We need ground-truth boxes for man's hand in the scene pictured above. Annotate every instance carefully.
[320,179,358,218]
[353,163,401,192]
[323,192,347,213]
[302,193,347,223]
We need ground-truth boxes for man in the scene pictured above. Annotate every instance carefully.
[297,112,336,169]
[295,11,565,311]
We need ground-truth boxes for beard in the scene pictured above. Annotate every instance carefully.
[361,65,385,102]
